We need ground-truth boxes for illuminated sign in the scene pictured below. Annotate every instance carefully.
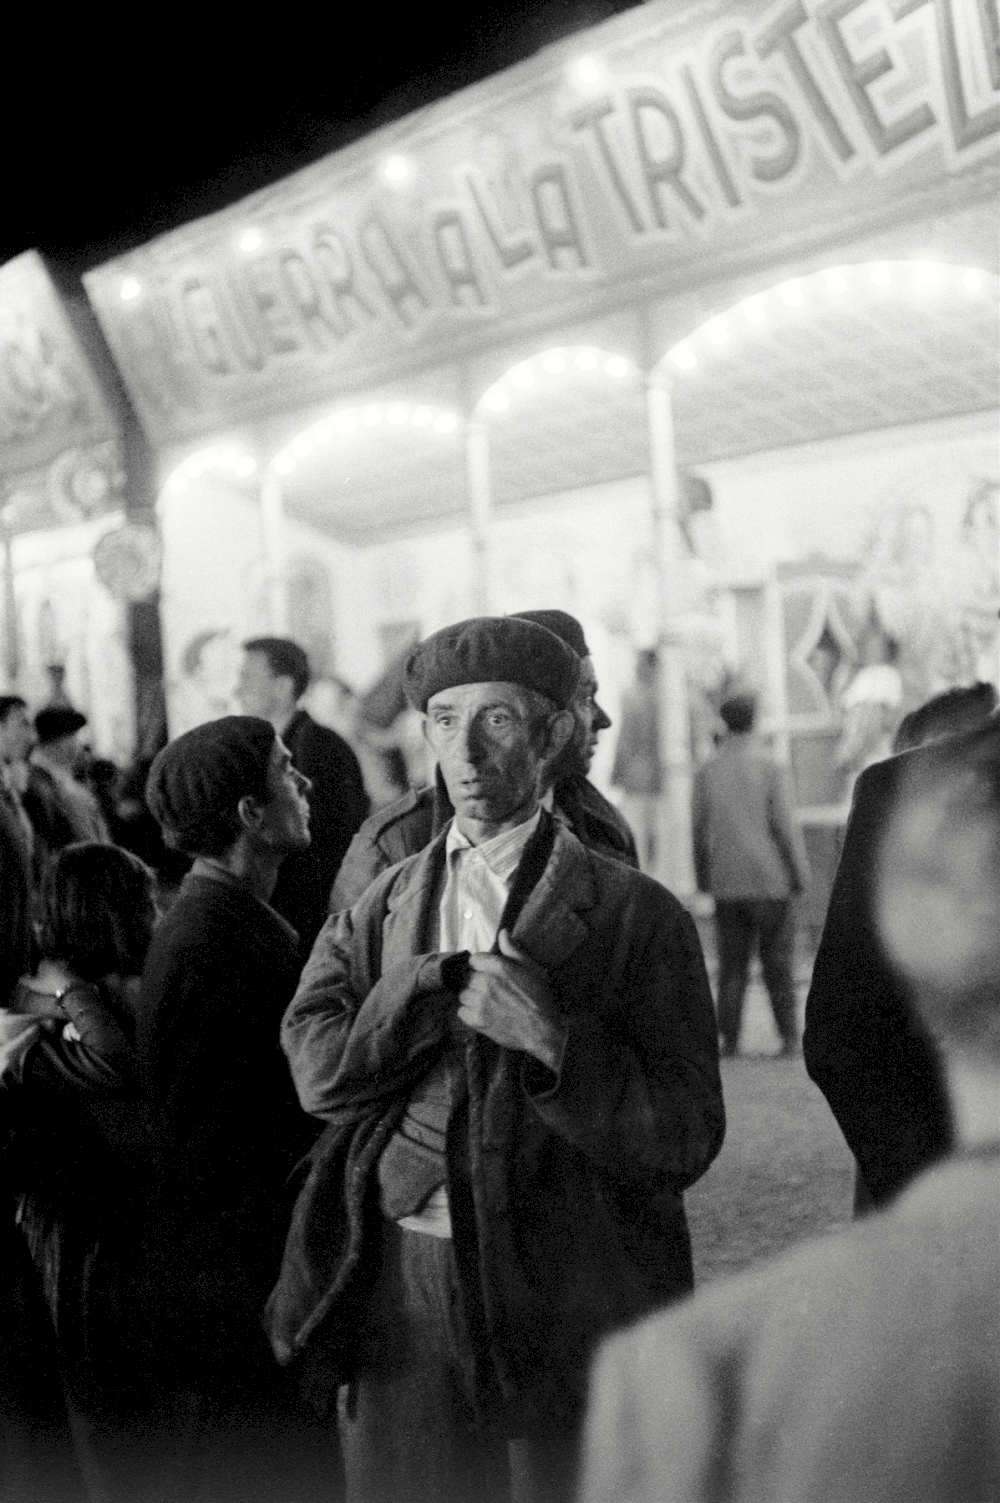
[84,0,999,443]
[0,251,119,476]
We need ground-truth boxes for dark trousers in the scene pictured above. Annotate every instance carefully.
[715,897,798,1051]
[340,1221,578,1503]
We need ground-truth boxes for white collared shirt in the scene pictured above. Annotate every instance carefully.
[438,807,541,954]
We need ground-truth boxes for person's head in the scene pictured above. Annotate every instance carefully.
[719,692,757,735]
[513,610,611,777]
[37,842,158,980]
[145,715,311,862]
[34,707,88,771]
[404,616,578,842]
[892,683,999,755]
[877,712,1000,1081]
[0,696,35,764]
[237,638,311,728]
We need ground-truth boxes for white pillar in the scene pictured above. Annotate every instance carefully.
[645,369,695,896]
[259,475,288,632]
[763,571,792,766]
[465,419,492,614]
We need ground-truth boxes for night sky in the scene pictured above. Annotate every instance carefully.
[7,3,639,284]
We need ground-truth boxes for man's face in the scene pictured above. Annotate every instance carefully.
[236,652,284,721]
[0,706,36,764]
[254,738,312,853]
[570,656,612,775]
[424,681,547,839]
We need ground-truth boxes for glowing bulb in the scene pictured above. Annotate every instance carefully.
[335,410,358,434]
[412,406,434,427]
[510,365,535,389]
[671,345,697,371]
[120,278,141,302]
[383,155,410,183]
[962,268,984,293]
[741,298,766,324]
[274,454,294,475]
[239,229,263,254]
[570,56,604,88]
[235,457,256,477]
[575,347,599,370]
[705,318,729,345]
[485,388,510,413]
[387,403,410,425]
[433,411,458,434]
[604,355,629,378]
[780,281,805,307]
[824,270,847,295]
[361,405,383,426]
[870,263,892,288]
[541,350,567,374]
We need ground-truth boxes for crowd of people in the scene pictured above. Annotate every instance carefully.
[0,615,996,1503]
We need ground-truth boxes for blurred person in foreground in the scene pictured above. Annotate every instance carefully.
[267,615,723,1503]
[330,608,636,911]
[805,685,999,1212]
[139,717,338,1501]
[580,713,1000,1503]
[1,844,157,1495]
[237,636,369,951]
[692,691,810,1058]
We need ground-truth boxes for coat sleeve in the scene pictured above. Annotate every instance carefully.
[524,895,725,1191]
[690,766,711,893]
[802,764,951,1205]
[282,898,461,1121]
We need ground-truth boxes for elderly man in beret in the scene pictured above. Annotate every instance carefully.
[269,616,724,1503]
[138,717,338,1500]
[330,607,637,911]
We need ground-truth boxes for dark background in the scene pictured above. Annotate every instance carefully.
[6,3,640,282]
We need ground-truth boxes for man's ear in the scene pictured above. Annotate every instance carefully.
[236,793,265,833]
[545,709,575,763]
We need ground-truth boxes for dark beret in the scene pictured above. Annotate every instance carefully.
[145,716,275,855]
[404,616,580,712]
[35,707,87,744]
[512,609,589,660]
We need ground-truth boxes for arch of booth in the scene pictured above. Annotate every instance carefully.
[158,258,1000,898]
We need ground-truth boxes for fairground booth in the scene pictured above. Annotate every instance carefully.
[83,0,999,915]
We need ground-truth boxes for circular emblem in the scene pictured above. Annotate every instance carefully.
[93,523,161,602]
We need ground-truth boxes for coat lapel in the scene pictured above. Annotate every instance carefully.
[507,823,596,981]
[382,829,449,961]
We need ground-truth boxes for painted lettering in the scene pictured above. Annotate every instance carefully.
[680,63,743,206]
[359,217,431,329]
[215,275,267,372]
[530,164,590,269]
[710,30,802,182]
[755,0,857,161]
[569,95,647,232]
[462,171,537,270]
[816,0,936,154]
[432,210,489,307]
[180,280,234,376]
[242,257,305,354]
[277,251,342,351]
[924,0,1000,148]
[311,224,377,335]
[628,86,705,226]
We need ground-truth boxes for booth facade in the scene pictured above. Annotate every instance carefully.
[84,0,999,904]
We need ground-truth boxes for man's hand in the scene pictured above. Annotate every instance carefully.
[458,929,566,1072]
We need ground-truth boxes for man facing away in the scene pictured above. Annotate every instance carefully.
[329,608,637,911]
[139,716,338,1501]
[692,691,810,1057]
[266,615,724,1503]
[237,636,369,952]
[580,712,1000,1503]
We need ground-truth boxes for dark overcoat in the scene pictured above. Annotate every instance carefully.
[268,816,724,1429]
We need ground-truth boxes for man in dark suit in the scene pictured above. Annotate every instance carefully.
[803,705,1000,1210]
[580,714,1000,1503]
[237,637,368,951]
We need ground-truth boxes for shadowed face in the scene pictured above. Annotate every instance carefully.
[252,738,312,854]
[571,655,612,774]
[424,681,548,843]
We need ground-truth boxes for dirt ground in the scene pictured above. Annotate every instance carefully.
[686,970,856,1288]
